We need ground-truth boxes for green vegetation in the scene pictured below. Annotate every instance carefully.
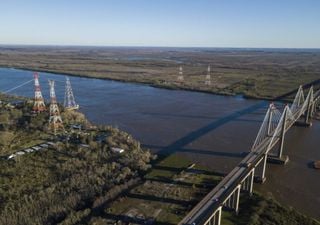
[1,47,320,99]
[222,194,319,225]
[0,94,153,225]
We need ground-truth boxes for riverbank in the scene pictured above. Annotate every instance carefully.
[1,46,320,100]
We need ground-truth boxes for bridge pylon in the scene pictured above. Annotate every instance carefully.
[304,86,314,126]
[266,105,291,164]
[251,103,281,151]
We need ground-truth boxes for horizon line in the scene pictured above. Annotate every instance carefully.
[0,43,320,50]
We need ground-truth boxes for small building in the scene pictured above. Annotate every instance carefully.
[111,147,125,154]
[24,148,34,153]
[71,124,82,131]
[16,151,25,156]
[8,154,16,160]
[40,144,49,148]
[32,146,42,151]
[47,142,56,146]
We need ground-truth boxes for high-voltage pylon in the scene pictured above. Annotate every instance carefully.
[177,66,184,82]
[48,80,64,134]
[64,76,79,110]
[205,65,211,85]
[32,72,46,113]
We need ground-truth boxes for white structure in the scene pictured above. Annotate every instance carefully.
[48,80,64,134]
[111,147,125,154]
[33,72,46,112]
[205,65,211,86]
[64,76,79,110]
[177,66,184,82]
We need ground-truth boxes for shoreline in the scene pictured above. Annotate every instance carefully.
[1,65,278,101]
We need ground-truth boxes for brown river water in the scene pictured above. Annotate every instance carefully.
[0,68,319,219]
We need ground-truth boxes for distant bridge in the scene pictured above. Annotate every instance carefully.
[180,85,320,225]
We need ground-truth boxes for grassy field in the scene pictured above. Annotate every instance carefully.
[91,153,221,224]
[1,46,320,99]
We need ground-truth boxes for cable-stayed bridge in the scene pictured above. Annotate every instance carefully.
[180,85,320,225]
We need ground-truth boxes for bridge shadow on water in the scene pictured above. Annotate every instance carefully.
[143,100,268,157]
[144,80,320,159]
[141,112,264,124]
[144,144,248,159]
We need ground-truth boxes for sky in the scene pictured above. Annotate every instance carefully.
[0,0,319,48]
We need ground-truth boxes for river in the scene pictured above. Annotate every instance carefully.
[0,67,319,219]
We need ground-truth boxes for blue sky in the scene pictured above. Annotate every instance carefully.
[0,0,319,48]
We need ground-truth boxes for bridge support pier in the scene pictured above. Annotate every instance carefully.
[241,169,254,196]
[205,206,222,225]
[224,185,241,214]
[255,153,267,183]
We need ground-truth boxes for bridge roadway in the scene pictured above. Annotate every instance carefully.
[179,100,312,225]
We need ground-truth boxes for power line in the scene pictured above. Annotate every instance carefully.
[2,79,34,94]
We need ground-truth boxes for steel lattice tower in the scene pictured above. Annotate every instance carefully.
[177,66,184,82]
[48,80,64,134]
[33,72,46,112]
[64,76,79,110]
[205,65,211,85]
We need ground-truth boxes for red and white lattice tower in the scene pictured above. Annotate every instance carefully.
[205,65,211,85]
[177,66,184,82]
[48,80,64,134]
[33,72,46,112]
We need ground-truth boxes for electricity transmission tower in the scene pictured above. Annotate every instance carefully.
[205,65,211,86]
[64,76,79,110]
[177,66,184,82]
[48,80,64,134]
[33,72,46,112]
